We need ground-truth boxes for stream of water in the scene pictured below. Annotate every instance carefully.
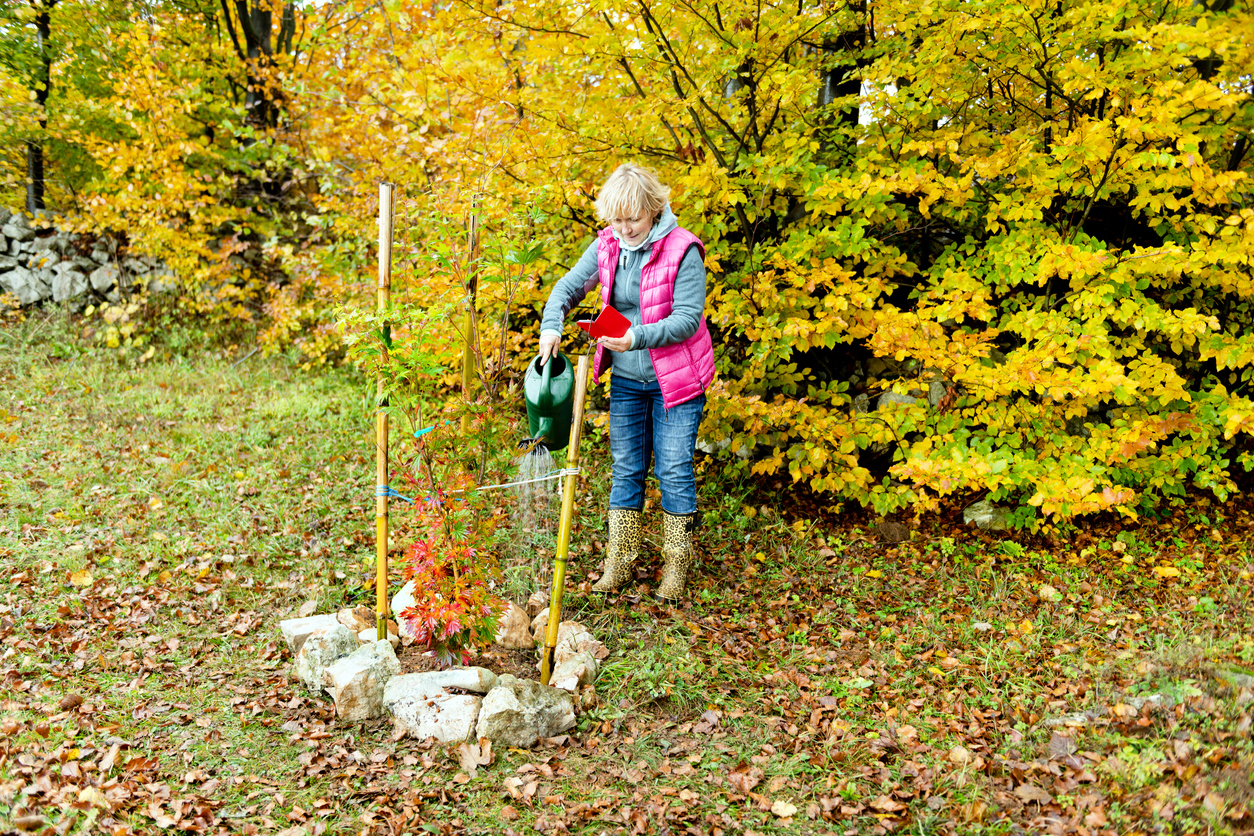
[507,444,559,596]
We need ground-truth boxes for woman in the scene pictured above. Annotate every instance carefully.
[537,163,714,602]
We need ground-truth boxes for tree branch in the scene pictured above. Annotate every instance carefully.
[218,0,247,61]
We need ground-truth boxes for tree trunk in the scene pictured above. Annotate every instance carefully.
[25,2,52,213]
[817,1,866,130]
[221,0,298,131]
[817,0,868,160]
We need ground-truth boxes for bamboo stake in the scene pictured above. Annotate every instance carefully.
[376,183,395,641]
[540,350,591,686]
[460,213,479,435]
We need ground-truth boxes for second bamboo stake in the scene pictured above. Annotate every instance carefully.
[540,350,591,686]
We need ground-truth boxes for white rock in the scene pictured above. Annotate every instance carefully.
[1124,693,1173,713]
[0,266,43,306]
[399,667,498,694]
[495,601,533,649]
[526,591,548,616]
[553,621,607,665]
[358,627,399,649]
[391,580,417,641]
[31,233,67,254]
[963,499,1008,532]
[323,641,401,721]
[877,391,923,409]
[292,624,357,690]
[1043,710,1103,727]
[1214,669,1254,690]
[51,264,87,303]
[384,673,483,743]
[146,268,177,293]
[29,251,58,270]
[337,606,376,634]
[279,613,339,654]
[549,651,598,694]
[30,268,50,297]
[2,222,34,242]
[475,674,575,747]
[89,265,119,293]
[531,607,551,643]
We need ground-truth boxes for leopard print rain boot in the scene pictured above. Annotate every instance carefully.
[656,511,697,602]
[592,508,642,593]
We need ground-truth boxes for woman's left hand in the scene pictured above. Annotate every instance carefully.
[598,333,634,353]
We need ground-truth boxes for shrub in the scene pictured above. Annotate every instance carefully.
[396,498,502,667]
[296,0,1253,528]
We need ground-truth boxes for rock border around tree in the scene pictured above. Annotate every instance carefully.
[277,590,606,747]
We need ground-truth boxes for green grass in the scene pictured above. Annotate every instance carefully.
[2,310,1254,834]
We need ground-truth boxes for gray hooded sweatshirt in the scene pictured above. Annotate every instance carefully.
[539,205,706,382]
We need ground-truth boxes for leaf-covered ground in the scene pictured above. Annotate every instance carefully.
[2,312,1252,835]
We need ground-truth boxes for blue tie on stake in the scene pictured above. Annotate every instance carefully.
[413,418,458,439]
[375,485,418,504]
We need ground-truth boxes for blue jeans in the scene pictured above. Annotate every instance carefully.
[608,376,705,515]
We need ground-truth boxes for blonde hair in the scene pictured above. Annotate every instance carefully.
[594,163,670,222]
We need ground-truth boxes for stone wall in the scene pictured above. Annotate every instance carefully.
[0,208,175,308]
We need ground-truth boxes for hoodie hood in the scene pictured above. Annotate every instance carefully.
[614,204,678,265]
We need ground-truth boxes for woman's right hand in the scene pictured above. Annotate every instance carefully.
[538,333,561,366]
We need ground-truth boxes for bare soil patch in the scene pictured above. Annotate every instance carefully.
[395,644,539,680]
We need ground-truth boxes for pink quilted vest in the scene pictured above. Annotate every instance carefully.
[592,226,716,409]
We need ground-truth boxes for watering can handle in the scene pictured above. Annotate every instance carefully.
[537,354,554,409]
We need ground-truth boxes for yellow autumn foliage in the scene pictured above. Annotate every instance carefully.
[4,0,1252,526]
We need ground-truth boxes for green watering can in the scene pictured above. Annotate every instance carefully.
[524,353,575,451]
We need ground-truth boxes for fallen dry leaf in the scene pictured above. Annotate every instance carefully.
[78,786,110,810]
[771,799,798,818]
[457,738,493,778]
[99,743,121,772]
[727,762,763,794]
[959,801,989,823]
[1084,806,1108,827]
[948,745,974,765]
[1048,732,1077,760]
[504,775,539,804]
[1015,783,1053,805]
